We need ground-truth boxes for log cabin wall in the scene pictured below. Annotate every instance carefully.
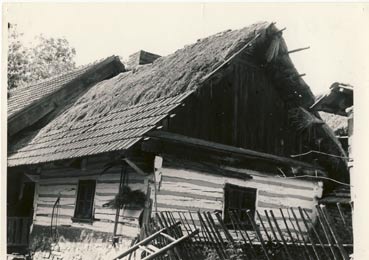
[153,156,323,240]
[167,61,310,157]
[31,154,151,243]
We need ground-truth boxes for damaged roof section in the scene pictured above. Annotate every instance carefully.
[311,82,353,116]
[320,112,348,136]
[8,56,125,137]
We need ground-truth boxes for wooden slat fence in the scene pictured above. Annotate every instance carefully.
[149,204,352,260]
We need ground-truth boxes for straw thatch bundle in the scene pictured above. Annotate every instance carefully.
[44,22,275,132]
[289,107,325,132]
[319,111,348,136]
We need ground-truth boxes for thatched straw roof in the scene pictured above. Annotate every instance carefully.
[320,111,348,135]
[8,21,347,176]
[47,22,275,130]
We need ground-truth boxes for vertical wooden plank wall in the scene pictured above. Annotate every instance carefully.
[33,155,149,239]
[167,62,307,158]
[154,156,323,240]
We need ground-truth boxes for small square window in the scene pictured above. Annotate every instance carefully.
[223,184,257,230]
[72,180,96,223]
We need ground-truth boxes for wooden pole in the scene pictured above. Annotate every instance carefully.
[169,211,195,259]
[256,210,272,242]
[264,210,279,242]
[246,209,271,260]
[214,212,235,245]
[141,230,200,260]
[320,205,350,260]
[157,213,182,259]
[113,164,126,238]
[287,47,310,55]
[315,205,340,260]
[207,213,228,247]
[336,202,351,236]
[113,224,177,259]
[196,211,212,246]
[279,208,297,246]
[297,207,321,260]
[198,212,225,260]
[286,209,302,242]
[290,208,315,260]
[270,210,294,260]
[229,210,255,259]
[203,212,228,259]
[189,211,206,244]
[179,211,202,248]
[302,208,331,260]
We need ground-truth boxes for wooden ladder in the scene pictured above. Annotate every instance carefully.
[113,223,199,260]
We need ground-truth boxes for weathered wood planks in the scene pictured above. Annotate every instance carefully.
[154,156,323,240]
[33,157,149,239]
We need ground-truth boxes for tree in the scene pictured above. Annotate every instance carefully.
[7,24,76,90]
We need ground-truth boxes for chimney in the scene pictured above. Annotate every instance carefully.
[126,50,161,69]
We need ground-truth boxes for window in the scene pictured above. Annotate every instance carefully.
[73,180,96,222]
[223,184,257,230]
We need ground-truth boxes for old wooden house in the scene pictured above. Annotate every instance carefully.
[7,22,349,258]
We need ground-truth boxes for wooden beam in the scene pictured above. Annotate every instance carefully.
[143,131,326,177]
[286,47,310,55]
[8,102,56,137]
[123,158,149,176]
[200,32,261,84]
[273,27,286,35]
[162,155,253,180]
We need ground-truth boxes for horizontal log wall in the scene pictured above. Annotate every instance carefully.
[154,156,323,240]
[33,155,150,239]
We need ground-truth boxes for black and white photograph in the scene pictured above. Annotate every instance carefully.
[2,2,368,260]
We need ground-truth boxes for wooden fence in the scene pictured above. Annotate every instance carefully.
[140,204,352,260]
[7,217,31,247]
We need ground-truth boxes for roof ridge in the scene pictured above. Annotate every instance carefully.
[9,55,117,94]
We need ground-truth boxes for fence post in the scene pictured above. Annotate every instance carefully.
[297,207,321,260]
[269,210,294,260]
[316,205,340,260]
[290,208,315,260]
[302,208,331,260]
[246,209,271,260]
[320,205,350,260]
[198,212,225,260]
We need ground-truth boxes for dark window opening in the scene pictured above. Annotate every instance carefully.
[72,180,96,223]
[223,184,257,230]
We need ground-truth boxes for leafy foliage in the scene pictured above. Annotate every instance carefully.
[7,24,76,90]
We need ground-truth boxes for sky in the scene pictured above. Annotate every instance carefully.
[3,3,369,95]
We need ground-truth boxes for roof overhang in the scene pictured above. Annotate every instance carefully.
[142,130,327,179]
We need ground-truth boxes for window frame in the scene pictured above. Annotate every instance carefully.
[223,183,257,230]
[72,180,96,223]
